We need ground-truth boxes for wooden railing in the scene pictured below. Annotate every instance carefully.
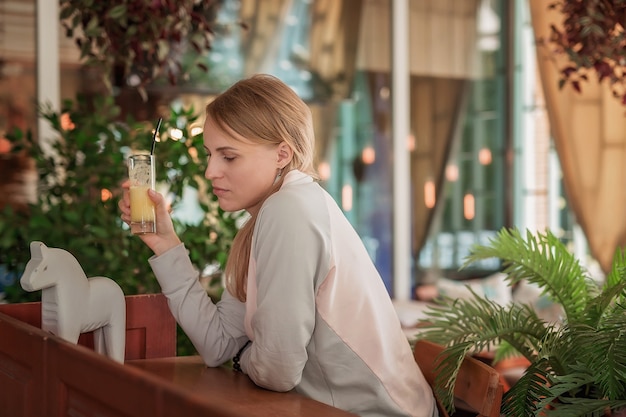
[0,293,176,360]
[0,294,356,417]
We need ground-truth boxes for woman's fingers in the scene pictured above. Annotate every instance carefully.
[148,189,167,214]
[148,189,175,234]
[118,184,181,255]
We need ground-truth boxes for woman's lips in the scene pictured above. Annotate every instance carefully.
[212,186,228,197]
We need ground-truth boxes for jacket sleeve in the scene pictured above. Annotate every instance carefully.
[239,192,329,391]
[149,243,248,366]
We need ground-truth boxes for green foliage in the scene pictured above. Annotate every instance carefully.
[0,0,241,358]
[417,228,626,417]
[0,95,241,314]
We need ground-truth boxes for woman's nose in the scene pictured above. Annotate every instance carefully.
[205,159,218,180]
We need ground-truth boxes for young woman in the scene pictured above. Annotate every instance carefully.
[119,74,437,417]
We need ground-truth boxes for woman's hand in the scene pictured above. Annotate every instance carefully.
[119,180,182,256]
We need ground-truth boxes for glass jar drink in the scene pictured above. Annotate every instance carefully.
[128,154,156,234]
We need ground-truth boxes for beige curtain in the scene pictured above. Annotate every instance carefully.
[407,1,480,255]
[529,0,626,273]
[410,76,468,255]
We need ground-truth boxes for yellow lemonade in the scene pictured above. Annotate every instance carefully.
[130,185,155,233]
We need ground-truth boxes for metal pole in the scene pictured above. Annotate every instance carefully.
[36,0,60,155]
[391,0,411,300]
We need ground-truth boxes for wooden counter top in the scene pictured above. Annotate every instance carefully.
[127,355,357,417]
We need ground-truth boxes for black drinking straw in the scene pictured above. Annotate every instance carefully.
[150,117,163,155]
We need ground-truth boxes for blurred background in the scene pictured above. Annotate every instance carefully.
[0,0,621,307]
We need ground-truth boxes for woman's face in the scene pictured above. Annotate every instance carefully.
[203,116,282,215]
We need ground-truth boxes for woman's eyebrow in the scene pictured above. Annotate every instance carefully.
[203,145,239,154]
[215,146,238,152]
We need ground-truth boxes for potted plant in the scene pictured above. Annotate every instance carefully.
[416,227,626,416]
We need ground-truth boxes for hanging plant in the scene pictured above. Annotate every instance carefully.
[546,1,626,105]
[59,0,221,99]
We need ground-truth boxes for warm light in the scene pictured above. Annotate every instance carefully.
[127,74,141,87]
[170,128,183,141]
[191,126,204,136]
[477,0,501,51]
[342,184,353,211]
[188,147,198,161]
[61,113,75,131]
[101,188,113,202]
[379,86,390,100]
[479,36,500,52]
[0,137,11,154]
[478,0,500,35]
[406,134,416,152]
[424,180,436,208]
[464,193,475,220]
[362,146,376,164]
[318,161,331,181]
[446,164,459,182]
[478,148,492,165]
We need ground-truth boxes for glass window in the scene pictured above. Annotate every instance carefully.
[415,0,508,282]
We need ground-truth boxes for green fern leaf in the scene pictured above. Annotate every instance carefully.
[419,290,550,361]
[585,281,626,326]
[542,397,626,417]
[570,316,626,398]
[536,371,595,411]
[432,341,473,414]
[605,247,626,288]
[463,228,596,323]
[501,358,552,417]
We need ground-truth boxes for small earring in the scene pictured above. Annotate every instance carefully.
[274,167,283,184]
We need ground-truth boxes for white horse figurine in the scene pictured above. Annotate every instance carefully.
[20,241,126,363]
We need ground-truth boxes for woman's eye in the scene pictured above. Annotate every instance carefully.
[223,156,235,162]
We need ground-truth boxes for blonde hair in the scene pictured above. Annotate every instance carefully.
[206,74,318,302]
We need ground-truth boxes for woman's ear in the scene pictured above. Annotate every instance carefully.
[276,142,294,168]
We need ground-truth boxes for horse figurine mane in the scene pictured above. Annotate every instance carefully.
[21,241,126,362]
